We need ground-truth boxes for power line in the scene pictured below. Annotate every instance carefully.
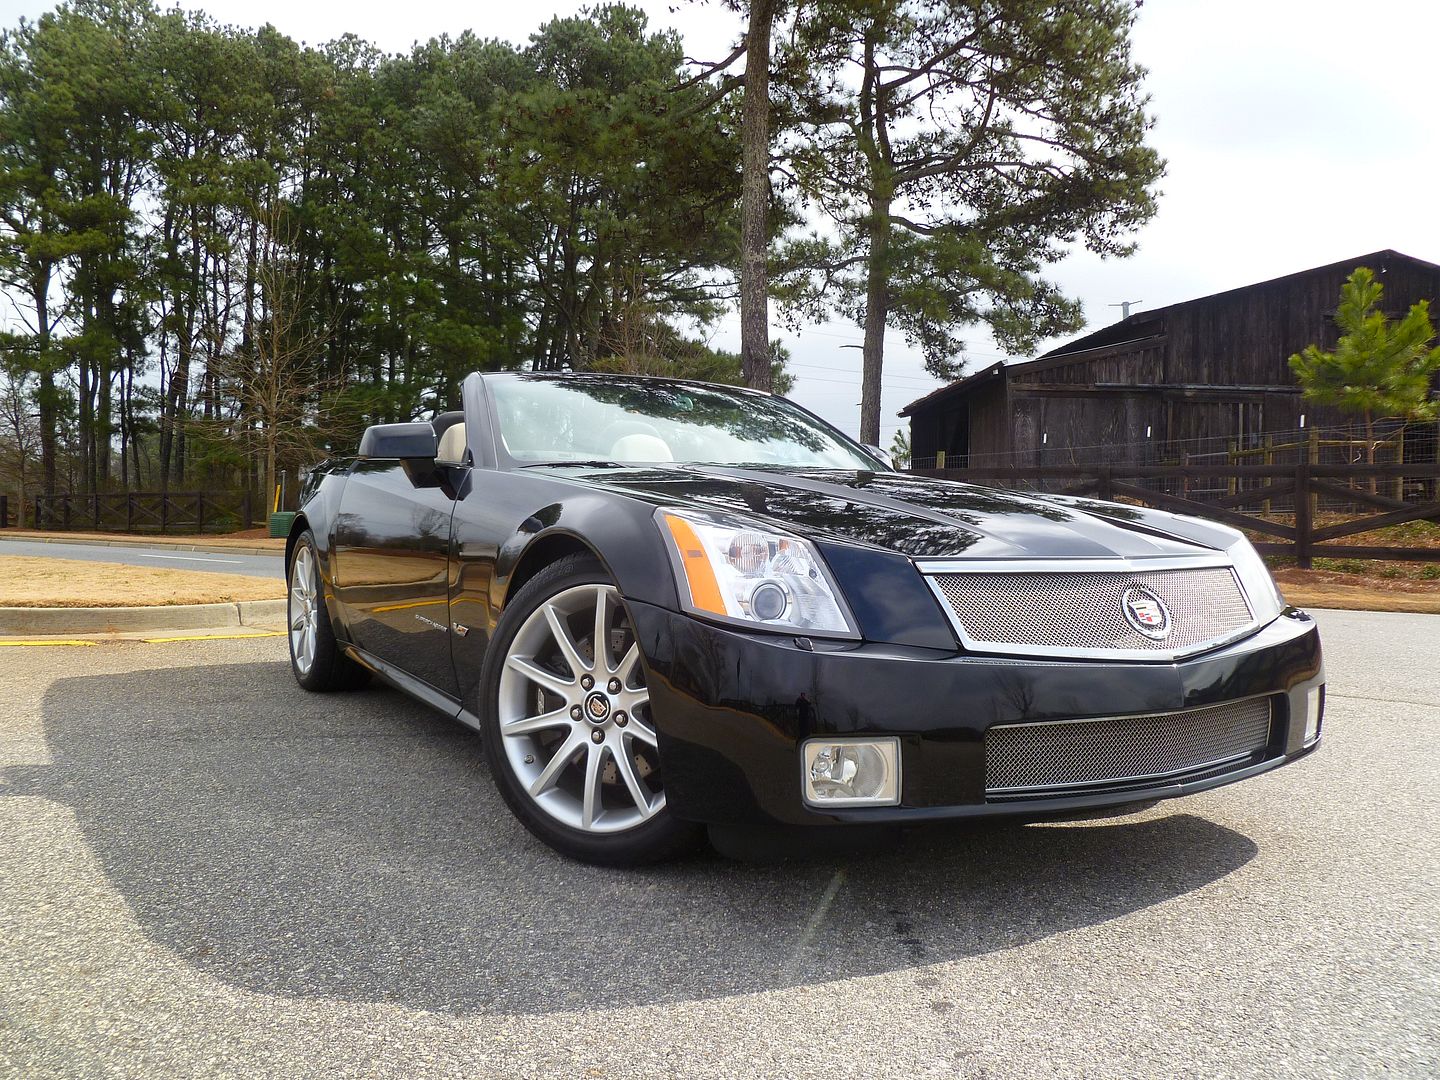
[706,314,1013,362]
[790,367,942,387]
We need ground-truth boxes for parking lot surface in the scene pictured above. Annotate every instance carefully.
[0,538,282,577]
[1,609,1436,1079]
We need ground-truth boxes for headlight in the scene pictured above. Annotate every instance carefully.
[657,508,858,637]
[1226,534,1287,623]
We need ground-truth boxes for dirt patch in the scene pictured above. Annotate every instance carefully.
[2,528,285,550]
[0,556,284,608]
[1273,566,1440,614]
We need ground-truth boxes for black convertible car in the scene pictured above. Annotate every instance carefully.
[286,371,1324,864]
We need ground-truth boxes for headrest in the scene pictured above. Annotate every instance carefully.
[609,433,673,462]
[436,422,468,463]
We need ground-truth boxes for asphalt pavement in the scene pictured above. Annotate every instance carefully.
[0,537,283,578]
[0,608,1436,1079]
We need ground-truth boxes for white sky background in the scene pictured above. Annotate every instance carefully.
[4,0,1438,441]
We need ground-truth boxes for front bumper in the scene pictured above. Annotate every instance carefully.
[628,601,1324,827]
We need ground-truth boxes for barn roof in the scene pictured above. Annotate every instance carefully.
[898,248,1440,418]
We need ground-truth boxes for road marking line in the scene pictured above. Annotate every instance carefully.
[0,640,99,647]
[134,553,245,564]
[141,631,286,643]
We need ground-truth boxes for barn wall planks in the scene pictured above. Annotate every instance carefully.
[902,250,1440,468]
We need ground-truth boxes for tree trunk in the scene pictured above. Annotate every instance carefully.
[97,357,113,488]
[859,193,891,446]
[739,0,776,392]
[33,279,58,497]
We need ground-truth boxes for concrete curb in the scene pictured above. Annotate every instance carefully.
[0,598,287,635]
[0,534,283,557]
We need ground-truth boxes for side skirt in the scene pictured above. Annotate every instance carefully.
[343,643,482,732]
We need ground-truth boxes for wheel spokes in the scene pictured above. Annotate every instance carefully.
[289,549,318,674]
[617,641,641,685]
[581,743,605,828]
[506,654,575,697]
[592,589,612,673]
[500,707,572,737]
[528,732,583,797]
[499,582,662,835]
[613,742,655,819]
[623,711,658,747]
[543,602,588,679]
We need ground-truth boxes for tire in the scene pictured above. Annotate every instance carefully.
[479,553,700,865]
[287,530,371,692]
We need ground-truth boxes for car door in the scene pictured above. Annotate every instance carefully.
[330,421,463,699]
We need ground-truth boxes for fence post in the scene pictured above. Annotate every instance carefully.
[1226,440,1237,497]
[196,493,205,534]
[936,450,946,471]
[241,491,252,531]
[1097,466,1113,502]
[1295,453,1313,570]
[1307,428,1320,524]
[161,494,168,534]
[1262,435,1273,514]
[126,493,134,532]
[1394,428,1405,503]
[0,494,7,528]
[63,496,71,530]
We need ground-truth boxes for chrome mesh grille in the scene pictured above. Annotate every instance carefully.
[986,698,1273,798]
[931,567,1254,655]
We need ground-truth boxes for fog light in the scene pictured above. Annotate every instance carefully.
[801,738,900,806]
[1304,686,1324,745]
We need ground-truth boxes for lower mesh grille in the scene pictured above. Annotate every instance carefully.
[985,698,1274,798]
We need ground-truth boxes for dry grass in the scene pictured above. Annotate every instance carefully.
[3,528,285,550]
[1272,566,1440,614]
[0,555,284,608]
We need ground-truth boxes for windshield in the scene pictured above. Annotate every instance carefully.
[488,374,882,470]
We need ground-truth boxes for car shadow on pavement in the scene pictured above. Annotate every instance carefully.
[24,661,1259,1015]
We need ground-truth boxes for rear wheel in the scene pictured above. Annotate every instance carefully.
[480,554,699,865]
[287,530,370,692]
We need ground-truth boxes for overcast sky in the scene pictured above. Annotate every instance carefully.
[4,0,1437,441]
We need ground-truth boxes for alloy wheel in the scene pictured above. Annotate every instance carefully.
[497,583,663,833]
[289,545,319,675]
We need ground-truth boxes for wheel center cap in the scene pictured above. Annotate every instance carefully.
[584,692,612,725]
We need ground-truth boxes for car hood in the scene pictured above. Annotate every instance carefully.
[552,465,1238,560]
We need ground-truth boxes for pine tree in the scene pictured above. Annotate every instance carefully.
[1289,267,1440,467]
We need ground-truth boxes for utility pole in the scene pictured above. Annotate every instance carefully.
[1109,300,1142,319]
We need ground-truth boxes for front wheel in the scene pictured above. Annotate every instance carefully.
[479,554,700,865]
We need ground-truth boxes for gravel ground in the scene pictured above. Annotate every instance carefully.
[0,608,1435,1079]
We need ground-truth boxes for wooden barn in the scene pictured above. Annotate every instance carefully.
[900,249,1440,468]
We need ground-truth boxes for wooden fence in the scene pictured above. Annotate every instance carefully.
[6,491,257,535]
[909,462,1440,568]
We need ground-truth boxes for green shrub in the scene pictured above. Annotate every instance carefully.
[1313,558,1370,575]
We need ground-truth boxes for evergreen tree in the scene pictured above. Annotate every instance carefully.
[780,0,1163,443]
[1290,266,1440,465]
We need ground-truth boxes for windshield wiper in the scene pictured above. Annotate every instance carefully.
[517,459,626,469]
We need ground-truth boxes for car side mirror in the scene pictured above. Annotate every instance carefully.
[358,423,442,488]
[862,444,895,468]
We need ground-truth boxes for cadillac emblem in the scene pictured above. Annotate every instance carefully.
[1121,586,1172,640]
